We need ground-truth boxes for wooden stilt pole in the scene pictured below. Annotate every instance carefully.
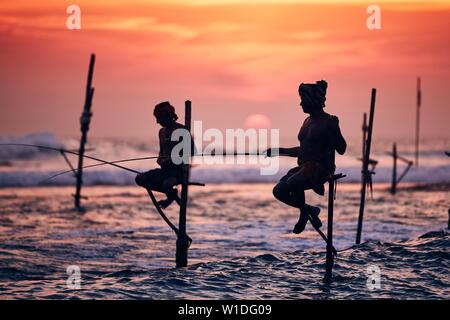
[415,77,421,167]
[74,54,96,210]
[323,172,346,281]
[386,145,413,194]
[390,143,397,195]
[448,209,450,230]
[325,177,335,281]
[356,88,376,245]
[176,100,192,268]
[360,112,368,197]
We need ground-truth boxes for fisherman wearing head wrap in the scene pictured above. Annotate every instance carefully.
[135,101,192,209]
[153,101,178,122]
[266,80,347,234]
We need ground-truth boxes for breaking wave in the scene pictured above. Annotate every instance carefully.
[0,132,64,160]
[0,165,449,187]
[0,133,448,187]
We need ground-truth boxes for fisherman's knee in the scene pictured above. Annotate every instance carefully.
[272,183,284,200]
[135,173,146,187]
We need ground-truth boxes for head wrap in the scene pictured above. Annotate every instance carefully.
[298,80,328,108]
[153,101,178,120]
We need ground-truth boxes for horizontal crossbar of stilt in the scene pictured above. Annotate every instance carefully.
[189,182,205,187]
[327,173,346,182]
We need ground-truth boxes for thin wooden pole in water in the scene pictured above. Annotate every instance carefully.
[74,54,96,210]
[356,88,376,245]
[415,77,421,167]
[390,143,397,195]
[362,112,367,158]
[176,100,192,268]
[360,112,367,197]
[325,177,335,281]
[447,208,450,230]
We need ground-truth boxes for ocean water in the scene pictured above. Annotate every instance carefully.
[0,133,448,299]
[0,184,448,299]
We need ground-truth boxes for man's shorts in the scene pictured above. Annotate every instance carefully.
[281,161,330,195]
[135,168,181,193]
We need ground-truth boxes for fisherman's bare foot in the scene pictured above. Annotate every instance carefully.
[157,198,174,209]
[157,189,181,209]
[306,204,322,229]
[293,210,309,234]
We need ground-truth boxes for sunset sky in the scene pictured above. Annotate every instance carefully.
[0,0,449,141]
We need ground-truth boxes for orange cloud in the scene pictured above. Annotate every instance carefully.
[0,1,449,138]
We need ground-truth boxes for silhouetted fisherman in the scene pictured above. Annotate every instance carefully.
[135,102,191,209]
[266,80,347,233]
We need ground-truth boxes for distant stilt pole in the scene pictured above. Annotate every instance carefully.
[362,112,367,159]
[74,54,96,210]
[390,143,397,195]
[386,145,413,193]
[415,77,421,167]
[356,88,376,245]
[176,100,192,268]
[361,112,367,197]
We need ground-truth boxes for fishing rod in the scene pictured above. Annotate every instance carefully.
[38,151,269,183]
[0,143,193,241]
[0,143,330,250]
[195,151,267,156]
[38,155,160,184]
[0,143,140,174]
